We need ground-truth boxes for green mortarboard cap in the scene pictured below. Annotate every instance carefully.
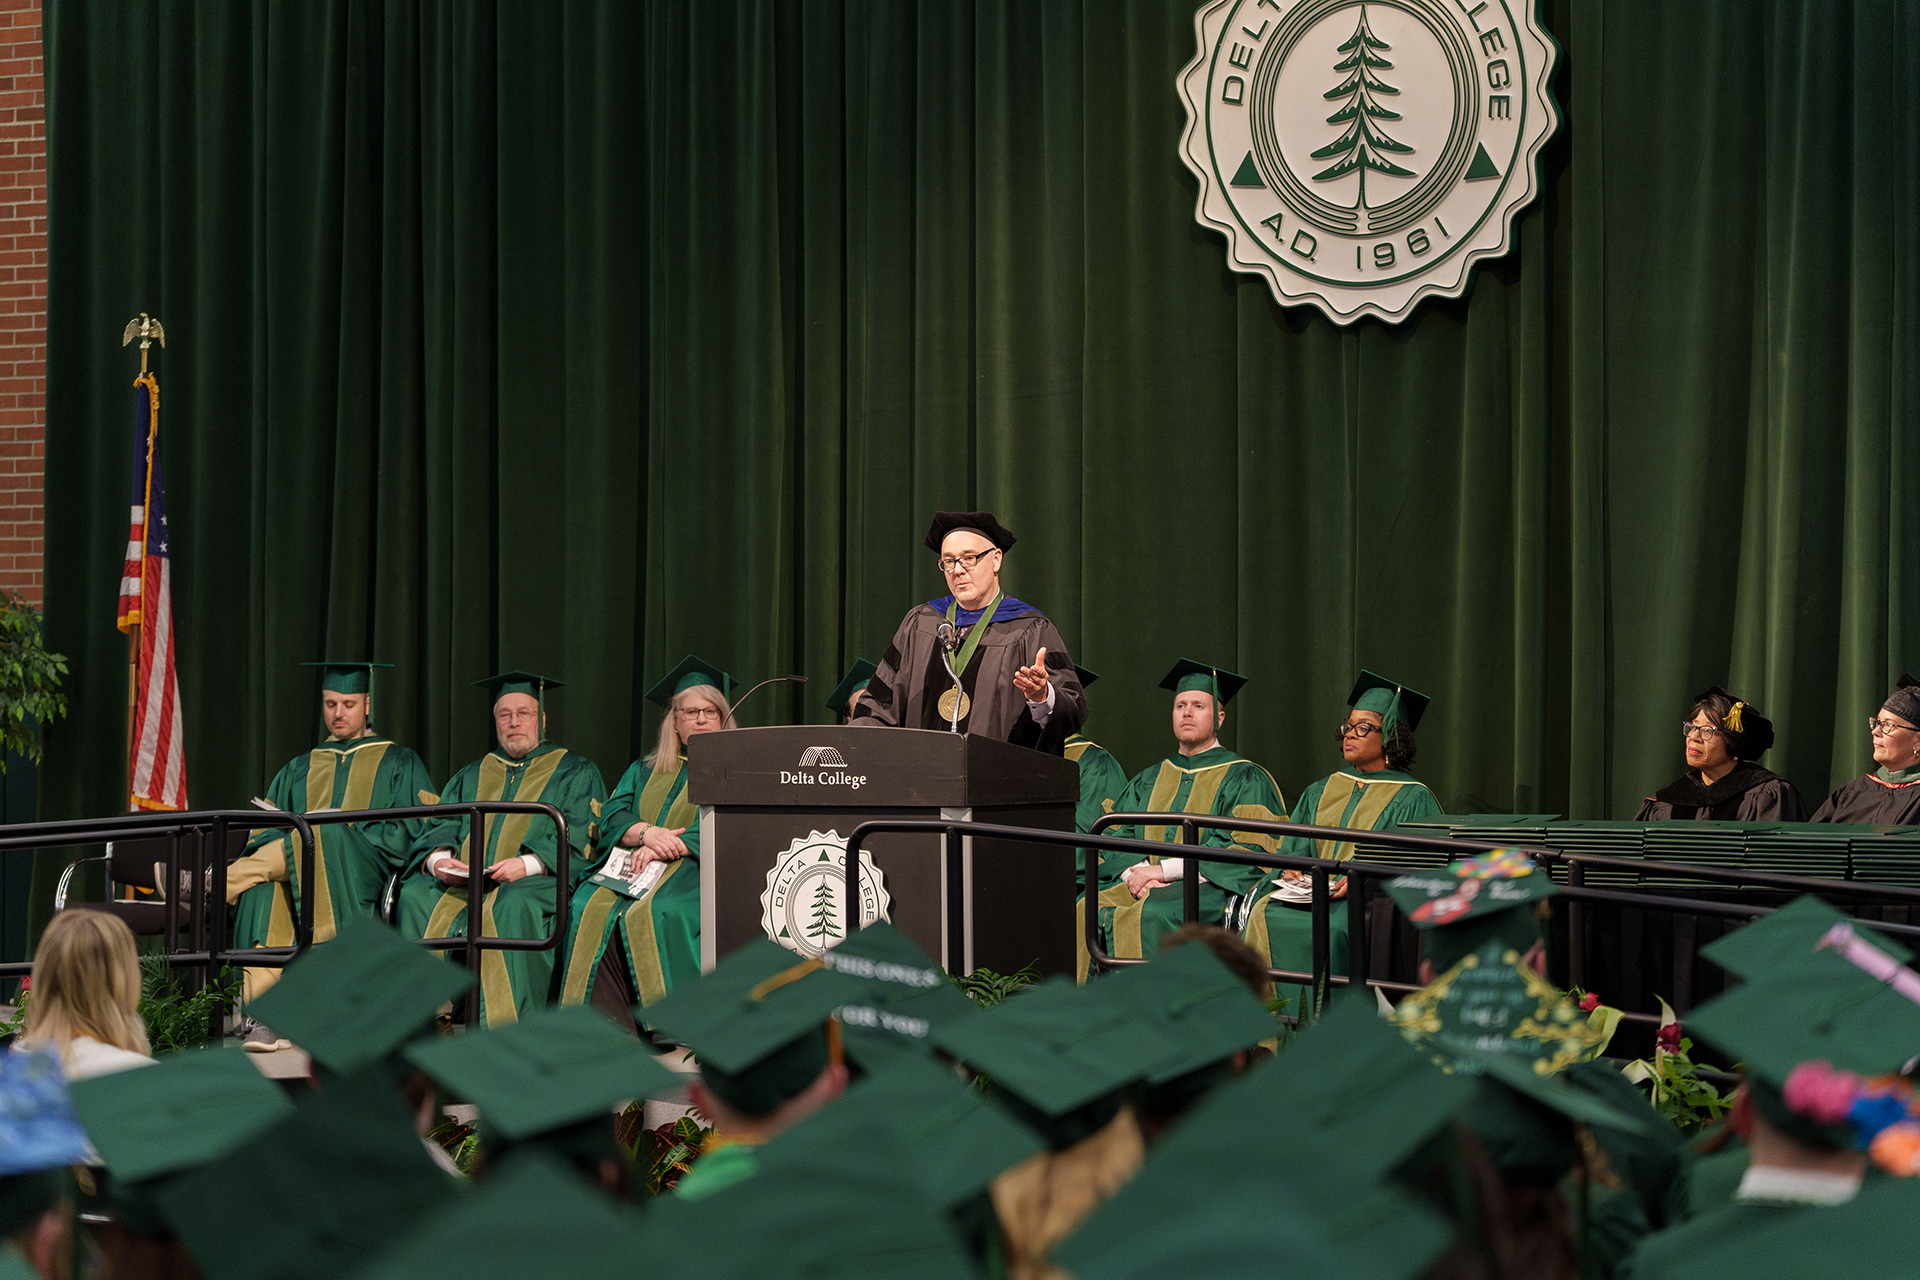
[1056,996,1468,1280]
[1687,929,1920,1093]
[923,510,1017,552]
[757,1052,1041,1211]
[644,654,738,709]
[299,660,393,696]
[404,1006,678,1143]
[818,922,979,1071]
[1448,1044,1650,1136]
[825,658,878,718]
[1095,941,1278,1085]
[643,938,865,1113]
[634,1147,976,1280]
[1348,670,1431,736]
[354,1149,650,1280]
[1385,850,1556,930]
[70,1049,293,1185]
[245,919,475,1076]
[1700,893,1911,982]
[1073,665,1099,689]
[1391,940,1608,1074]
[156,1069,455,1280]
[928,975,1186,1120]
[472,670,563,701]
[1158,658,1247,705]
[0,1048,92,1175]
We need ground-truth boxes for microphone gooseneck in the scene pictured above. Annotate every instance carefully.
[720,674,808,727]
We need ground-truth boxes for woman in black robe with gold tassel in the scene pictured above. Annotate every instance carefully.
[1636,687,1804,821]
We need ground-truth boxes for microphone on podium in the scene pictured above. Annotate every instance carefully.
[936,621,957,653]
[721,674,807,727]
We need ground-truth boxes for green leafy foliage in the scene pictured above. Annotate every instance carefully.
[139,957,241,1054]
[0,592,67,768]
[1621,998,1732,1136]
[0,982,28,1041]
[624,1107,709,1196]
[955,963,1039,1009]
[427,1115,480,1176]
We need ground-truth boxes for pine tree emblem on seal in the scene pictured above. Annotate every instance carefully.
[1179,0,1560,323]
[759,830,891,959]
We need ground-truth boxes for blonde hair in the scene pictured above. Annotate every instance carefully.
[21,910,151,1064]
[648,683,731,773]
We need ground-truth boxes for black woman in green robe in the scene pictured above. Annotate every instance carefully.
[1080,661,1284,973]
[228,662,436,1004]
[560,656,734,1023]
[397,672,607,1027]
[1244,671,1441,989]
[1064,666,1127,896]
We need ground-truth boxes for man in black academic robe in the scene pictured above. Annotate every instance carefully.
[852,511,1086,754]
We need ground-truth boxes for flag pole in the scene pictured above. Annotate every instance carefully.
[120,314,165,810]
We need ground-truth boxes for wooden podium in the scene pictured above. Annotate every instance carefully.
[687,726,1077,977]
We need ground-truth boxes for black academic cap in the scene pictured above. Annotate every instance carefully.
[1348,670,1431,733]
[1696,685,1776,757]
[644,654,737,709]
[1159,658,1247,705]
[472,671,564,700]
[299,661,393,695]
[923,510,1017,552]
[825,658,878,718]
[246,919,475,1076]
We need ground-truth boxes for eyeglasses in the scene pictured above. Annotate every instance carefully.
[1336,721,1380,739]
[495,709,538,724]
[1680,723,1724,741]
[1869,717,1919,737]
[676,706,723,723]
[936,549,996,574]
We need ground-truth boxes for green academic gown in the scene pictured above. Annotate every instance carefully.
[396,742,607,1026]
[559,754,701,1013]
[1080,746,1284,969]
[232,736,437,951]
[1243,768,1440,982]
[1617,1198,1829,1280]
[1064,735,1127,892]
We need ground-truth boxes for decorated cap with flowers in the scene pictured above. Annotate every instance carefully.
[1386,850,1558,974]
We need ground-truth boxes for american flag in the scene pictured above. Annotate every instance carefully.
[116,373,187,811]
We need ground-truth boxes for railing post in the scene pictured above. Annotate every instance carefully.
[946,827,966,976]
[1180,820,1201,926]
[1310,863,1329,1017]
[465,803,484,1027]
[1568,859,1586,991]
[1346,865,1367,1000]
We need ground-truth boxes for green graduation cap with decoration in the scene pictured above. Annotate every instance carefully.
[645,654,737,709]
[1385,847,1558,974]
[1159,658,1247,705]
[245,918,476,1078]
[824,658,877,719]
[643,937,866,1116]
[1348,669,1430,739]
[816,920,980,1071]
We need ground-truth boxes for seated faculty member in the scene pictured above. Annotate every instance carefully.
[1064,665,1128,895]
[1810,672,1920,824]
[560,655,734,1025]
[1083,661,1284,968]
[1636,686,1803,821]
[398,672,607,1026]
[1244,671,1441,985]
[228,661,435,1008]
[852,511,1086,753]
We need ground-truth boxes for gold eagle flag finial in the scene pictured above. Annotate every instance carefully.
[120,313,166,374]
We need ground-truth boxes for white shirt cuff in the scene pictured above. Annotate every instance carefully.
[426,849,456,875]
[520,854,544,876]
[1158,858,1185,880]
[1026,681,1056,725]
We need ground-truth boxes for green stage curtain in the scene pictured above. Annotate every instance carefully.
[32,0,1920,942]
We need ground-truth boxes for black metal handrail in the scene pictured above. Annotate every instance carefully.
[0,808,317,976]
[843,811,1920,1026]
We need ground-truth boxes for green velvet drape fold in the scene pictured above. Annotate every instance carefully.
[36,0,1920,935]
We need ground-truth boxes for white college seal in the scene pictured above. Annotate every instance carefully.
[1179,0,1560,323]
[759,829,891,958]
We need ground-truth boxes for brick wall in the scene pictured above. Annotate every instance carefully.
[0,0,42,609]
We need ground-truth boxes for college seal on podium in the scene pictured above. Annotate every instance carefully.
[759,830,891,958]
